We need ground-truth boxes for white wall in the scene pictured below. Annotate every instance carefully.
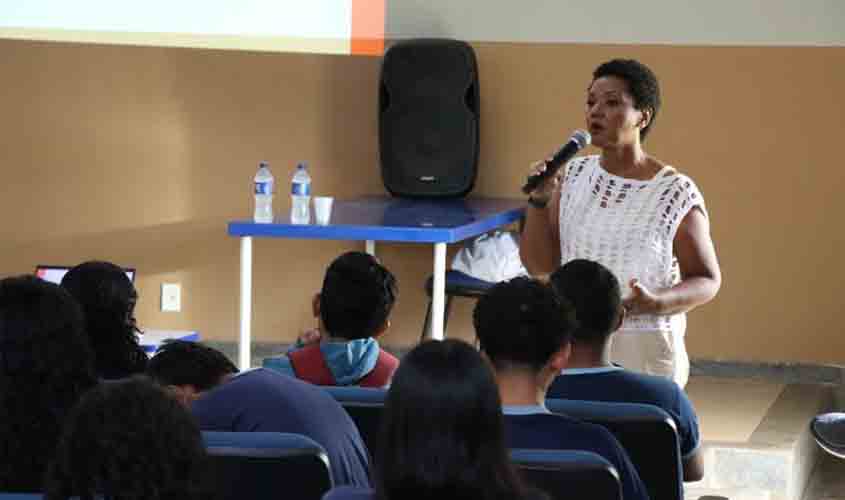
[0,0,358,54]
[387,0,845,46]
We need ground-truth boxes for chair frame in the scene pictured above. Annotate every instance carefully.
[545,398,683,500]
[203,431,333,500]
[511,448,622,500]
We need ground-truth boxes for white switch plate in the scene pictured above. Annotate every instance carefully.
[161,283,181,312]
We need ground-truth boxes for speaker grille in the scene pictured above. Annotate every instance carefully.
[380,39,479,198]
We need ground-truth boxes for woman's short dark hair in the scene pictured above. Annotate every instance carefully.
[320,251,397,340]
[46,376,211,500]
[377,339,530,500]
[61,260,148,379]
[593,58,662,140]
[0,275,98,492]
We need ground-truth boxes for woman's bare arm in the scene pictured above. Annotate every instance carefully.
[624,207,721,315]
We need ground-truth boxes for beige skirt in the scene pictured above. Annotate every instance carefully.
[609,328,689,388]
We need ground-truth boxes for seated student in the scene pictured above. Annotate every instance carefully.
[473,277,650,500]
[146,340,372,488]
[263,251,399,388]
[0,275,98,493]
[61,260,148,379]
[324,339,547,500]
[548,259,704,481]
[45,376,211,500]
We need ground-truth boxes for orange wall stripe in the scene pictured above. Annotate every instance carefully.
[351,0,385,55]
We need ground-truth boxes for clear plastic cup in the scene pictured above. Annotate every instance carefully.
[313,196,334,225]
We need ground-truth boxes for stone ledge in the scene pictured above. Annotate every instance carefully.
[691,360,845,386]
[693,382,833,500]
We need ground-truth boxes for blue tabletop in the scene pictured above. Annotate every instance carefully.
[228,196,525,244]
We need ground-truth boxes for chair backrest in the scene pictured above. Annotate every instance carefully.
[203,431,332,500]
[545,398,683,500]
[323,387,387,457]
[511,448,621,500]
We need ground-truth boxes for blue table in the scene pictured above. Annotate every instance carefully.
[140,329,200,356]
[228,196,525,369]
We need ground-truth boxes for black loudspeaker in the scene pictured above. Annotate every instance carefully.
[379,39,480,198]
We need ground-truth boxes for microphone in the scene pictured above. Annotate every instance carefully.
[521,130,591,194]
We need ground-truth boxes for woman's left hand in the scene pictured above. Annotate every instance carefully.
[622,279,662,315]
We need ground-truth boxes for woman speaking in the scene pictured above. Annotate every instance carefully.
[520,59,721,387]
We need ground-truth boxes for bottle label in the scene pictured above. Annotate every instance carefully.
[255,181,273,195]
[291,182,311,196]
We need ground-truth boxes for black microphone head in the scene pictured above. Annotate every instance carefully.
[521,129,591,194]
[571,129,591,149]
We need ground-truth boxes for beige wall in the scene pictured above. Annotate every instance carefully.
[1,38,844,364]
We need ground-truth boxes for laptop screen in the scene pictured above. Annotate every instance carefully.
[35,265,136,285]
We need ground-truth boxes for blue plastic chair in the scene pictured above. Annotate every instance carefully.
[545,398,683,500]
[323,386,387,457]
[511,448,621,500]
[421,269,496,339]
[0,495,43,499]
[203,431,332,500]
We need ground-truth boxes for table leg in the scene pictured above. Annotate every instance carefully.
[430,242,447,340]
[365,240,376,256]
[239,236,253,370]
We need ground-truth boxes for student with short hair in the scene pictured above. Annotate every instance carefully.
[147,340,372,488]
[0,276,98,492]
[474,277,650,500]
[45,376,211,500]
[548,259,703,481]
[324,339,548,500]
[263,251,399,387]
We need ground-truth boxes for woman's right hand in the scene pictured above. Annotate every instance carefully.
[520,158,564,275]
[525,159,561,204]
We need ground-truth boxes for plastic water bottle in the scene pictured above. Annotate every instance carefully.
[253,161,274,223]
[290,162,311,225]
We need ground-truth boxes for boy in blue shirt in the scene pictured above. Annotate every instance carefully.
[473,277,650,500]
[263,251,398,387]
[548,259,703,481]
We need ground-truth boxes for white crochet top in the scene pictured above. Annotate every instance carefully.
[558,155,706,334]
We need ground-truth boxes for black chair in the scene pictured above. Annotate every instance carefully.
[511,448,621,500]
[323,386,387,458]
[421,269,495,339]
[811,412,845,459]
[203,431,332,500]
[545,398,683,500]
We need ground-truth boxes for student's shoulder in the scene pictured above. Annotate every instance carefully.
[511,413,617,442]
[220,367,312,395]
[543,414,629,464]
[608,369,688,406]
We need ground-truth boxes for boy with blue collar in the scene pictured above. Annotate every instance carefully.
[264,251,398,388]
[474,277,649,500]
[548,259,703,481]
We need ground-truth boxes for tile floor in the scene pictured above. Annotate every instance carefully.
[802,453,845,500]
